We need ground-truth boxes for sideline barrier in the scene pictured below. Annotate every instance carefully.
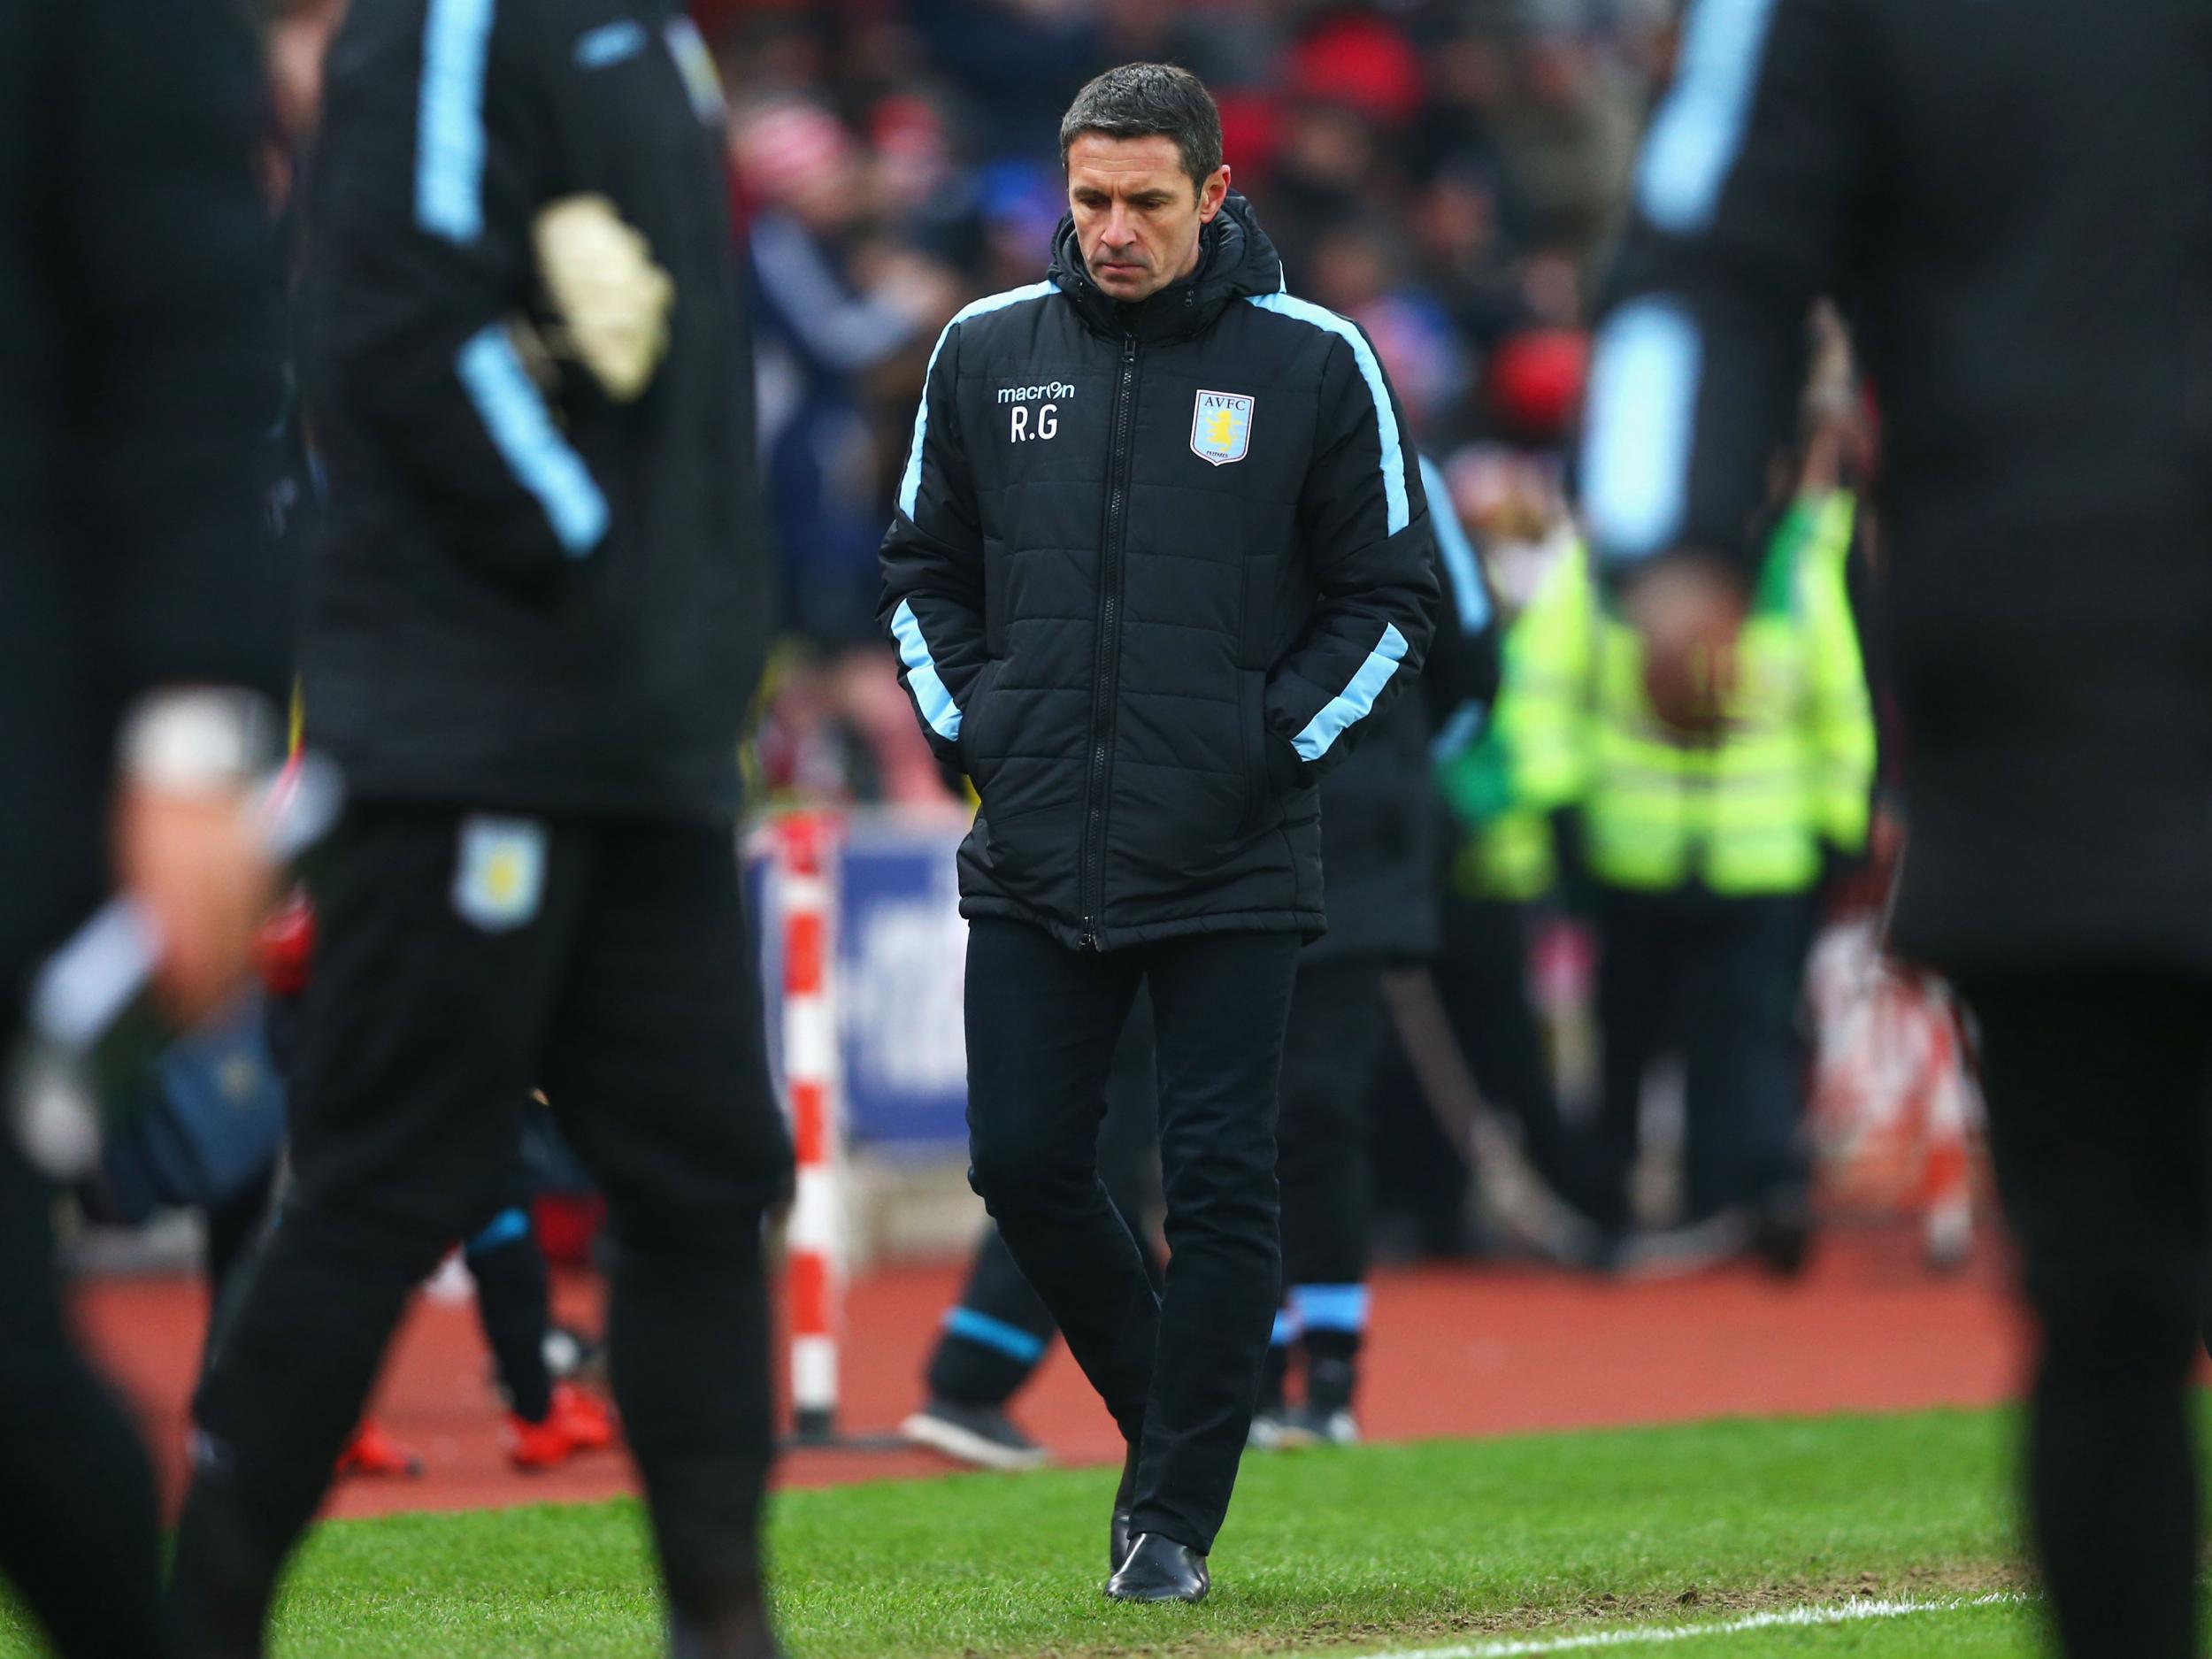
[761,809,969,1446]
[772,811,844,1441]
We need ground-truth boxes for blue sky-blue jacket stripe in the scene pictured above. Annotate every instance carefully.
[1246,293,1410,534]
[573,19,646,68]
[1292,622,1409,762]
[889,599,961,741]
[1420,454,1491,634]
[416,0,495,242]
[1634,0,1782,234]
[455,325,609,555]
[1581,297,1702,564]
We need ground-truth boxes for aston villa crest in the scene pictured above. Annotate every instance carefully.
[1190,389,1254,466]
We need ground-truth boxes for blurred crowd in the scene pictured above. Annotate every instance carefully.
[710,0,1676,801]
[245,0,1953,1277]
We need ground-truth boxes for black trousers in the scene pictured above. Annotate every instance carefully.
[927,995,1161,1409]
[0,1106,169,1659]
[1959,972,2212,1659]
[964,918,1298,1555]
[172,804,793,1657]
[1273,960,1394,1363]
[217,1002,557,1423]
[1587,887,1816,1232]
[1435,893,1568,1189]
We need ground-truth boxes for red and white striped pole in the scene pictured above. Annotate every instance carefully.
[1920,983,1975,1270]
[776,810,843,1442]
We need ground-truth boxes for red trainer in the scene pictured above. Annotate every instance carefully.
[549,1383,616,1453]
[505,1410,573,1472]
[336,1420,424,1479]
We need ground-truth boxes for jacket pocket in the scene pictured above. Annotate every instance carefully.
[1237,669,1274,837]
[962,659,1006,786]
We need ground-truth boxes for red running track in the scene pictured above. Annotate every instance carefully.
[75,1223,2030,1522]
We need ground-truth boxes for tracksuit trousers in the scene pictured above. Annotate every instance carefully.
[1268,960,1394,1392]
[1588,887,1817,1232]
[963,917,1297,1556]
[1959,971,2212,1659]
[927,996,1161,1408]
[170,804,794,1659]
[0,1104,169,1659]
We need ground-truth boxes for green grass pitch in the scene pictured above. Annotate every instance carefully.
[2,1407,2063,1658]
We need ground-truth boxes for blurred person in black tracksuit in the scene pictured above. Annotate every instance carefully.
[1254,454,1497,1446]
[0,1,288,1655]
[167,2,795,1655]
[880,64,1435,1602]
[1583,4,2212,1655]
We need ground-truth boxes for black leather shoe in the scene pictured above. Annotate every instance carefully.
[1109,1441,1139,1571]
[1104,1533,1209,1602]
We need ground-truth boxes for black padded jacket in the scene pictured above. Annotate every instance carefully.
[879,195,1439,951]
[299,0,768,823]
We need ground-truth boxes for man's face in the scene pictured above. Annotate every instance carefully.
[1065,134,1229,303]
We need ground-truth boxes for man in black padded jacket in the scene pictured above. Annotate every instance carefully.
[170,4,791,1656]
[880,63,1436,1603]
[1582,3,2212,1655]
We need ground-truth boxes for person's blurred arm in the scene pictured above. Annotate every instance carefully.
[1496,543,1594,825]
[1800,495,1877,863]
[1261,330,1440,788]
[1418,455,1503,763]
[1578,0,1879,728]
[311,0,614,595]
[74,0,290,1018]
[879,319,992,772]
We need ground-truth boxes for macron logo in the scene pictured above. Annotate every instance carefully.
[997,382,1075,403]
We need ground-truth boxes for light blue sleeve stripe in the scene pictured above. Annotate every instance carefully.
[662,17,726,123]
[465,1206,531,1256]
[1431,702,1486,764]
[1292,1283,1371,1333]
[416,0,497,243]
[1246,293,1409,534]
[573,19,646,68]
[944,1306,1048,1364]
[889,599,961,741]
[895,280,1057,521]
[1292,622,1409,763]
[1269,1309,1300,1348]
[1634,0,1782,234]
[455,325,610,556]
[1579,298,1703,565]
[1418,454,1491,634]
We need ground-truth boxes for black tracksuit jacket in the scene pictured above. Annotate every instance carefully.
[880,195,1440,951]
[1584,0,2212,974]
[299,0,768,824]
[0,0,287,985]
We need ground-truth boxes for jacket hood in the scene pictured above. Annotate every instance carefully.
[1047,190,1285,342]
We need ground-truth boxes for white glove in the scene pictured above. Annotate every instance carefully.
[532,194,675,403]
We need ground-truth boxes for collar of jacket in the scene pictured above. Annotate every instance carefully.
[1045,190,1286,344]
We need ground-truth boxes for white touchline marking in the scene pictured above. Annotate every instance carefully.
[1333,1592,2026,1659]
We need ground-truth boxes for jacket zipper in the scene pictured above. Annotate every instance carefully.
[1079,329,1141,949]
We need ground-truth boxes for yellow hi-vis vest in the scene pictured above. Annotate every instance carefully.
[1508,494,1875,896]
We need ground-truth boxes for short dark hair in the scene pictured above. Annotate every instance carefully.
[1058,63,1224,195]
